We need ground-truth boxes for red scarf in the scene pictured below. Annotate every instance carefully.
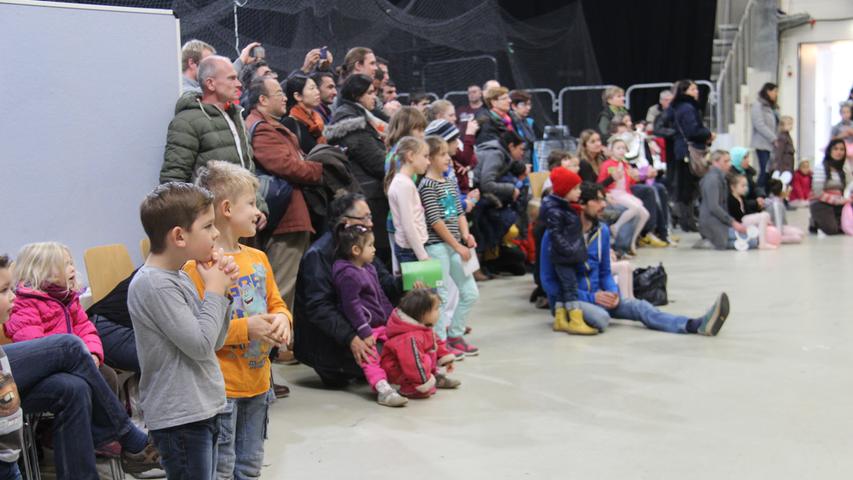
[289,104,327,144]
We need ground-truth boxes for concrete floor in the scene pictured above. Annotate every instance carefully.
[263,210,853,480]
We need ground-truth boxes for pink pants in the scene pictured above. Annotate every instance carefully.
[360,326,389,390]
[779,225,805,244]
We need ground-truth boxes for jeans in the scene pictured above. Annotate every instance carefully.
[755,149,771,189]
[552,263,579,304]
[151,415,220,480]
[393,243,419,265]
[577,297,688,333]
[726,228,759,249]
[425,243,480,339]
[93,315,140,373]
[649,182,671,240]
[4,335,140,480]
[216,392,270,480]
[630,184,657,236]
[604,205,638,253]
[0,462,20,480]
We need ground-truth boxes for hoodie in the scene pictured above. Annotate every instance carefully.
[380,309,454,398]
[473,139,516,203]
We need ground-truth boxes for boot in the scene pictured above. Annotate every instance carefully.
[552,307,571,333]
[566,308,598,335]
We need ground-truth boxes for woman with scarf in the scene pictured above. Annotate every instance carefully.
[474,86,514,146]
[325,74,392,266]
[729,146,766,212]
[810,139,851,235]
[282,75,328,155]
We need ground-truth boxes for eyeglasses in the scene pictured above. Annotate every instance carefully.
[344,213,373,221]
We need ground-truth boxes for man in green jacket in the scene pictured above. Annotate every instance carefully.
[160,55,268,224]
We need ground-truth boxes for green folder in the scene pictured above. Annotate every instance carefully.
[401,259,443,290]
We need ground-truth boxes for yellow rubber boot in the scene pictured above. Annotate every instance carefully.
[552,307,571,333]
[566,308,598,335]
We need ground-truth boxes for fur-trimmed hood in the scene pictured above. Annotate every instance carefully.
[324,115,368,143]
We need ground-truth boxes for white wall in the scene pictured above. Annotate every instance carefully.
[0,1,180,283]
[778,0,853,161]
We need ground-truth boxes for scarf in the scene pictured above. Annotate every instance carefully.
[289,104,327,144]
[492,110,515,133]
[41,283,75,306]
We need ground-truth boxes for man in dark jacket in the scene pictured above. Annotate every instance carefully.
[293,193,401,387]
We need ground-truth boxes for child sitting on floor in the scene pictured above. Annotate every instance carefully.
[765,179,804,244]
[789,159,813,208]
[5,243,104,367]
[727,173,774,249]
[380,289,460,398]
[332,224,408,407]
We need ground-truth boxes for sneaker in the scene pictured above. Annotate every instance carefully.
[122,440,161,475]
[377,388,408,407]
[435,373,461,389]
[535,296,550,309]
[447,337,479,356]
[273,383,291,399]
[697,293,730,336]
[274,349,299,365]
[448,345,466,361]
[641,234,668,248]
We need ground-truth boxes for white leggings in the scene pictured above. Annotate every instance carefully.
[609,190,650,250]
[742,211,772,249]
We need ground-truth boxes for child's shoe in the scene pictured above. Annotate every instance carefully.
[376,380,408,407]
[566,308,598,335]
[448,345,466,361]
[435,373,461,389]
[447,337,479,356]
[552,307,571,333]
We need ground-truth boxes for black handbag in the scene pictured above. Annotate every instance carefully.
[632,263,668,306]
[249,120,293,232]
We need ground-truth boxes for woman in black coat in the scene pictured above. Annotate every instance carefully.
[324,74,392,267]
[669,79,713,231]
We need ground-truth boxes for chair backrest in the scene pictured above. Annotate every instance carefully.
[529,171,550,199]
[140,238,150,259]
[83,244,135,304]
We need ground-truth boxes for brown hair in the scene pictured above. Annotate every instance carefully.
[425,135,447,159]
[601,86,624,107]
[338,47,374,80]
[509,89,531,105]
[546,149,574,171]
[140,183,214,254]
[0,255,9,270]
[483,86,509,109]
[334,224,374,260]
[385,106,427,148]
[383,136,428,194]
[578,129,606,174]
[398,288,440,324]
[195,161,259,205]
[181,39,215,72]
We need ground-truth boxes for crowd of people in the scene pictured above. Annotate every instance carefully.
[0,38,851,480]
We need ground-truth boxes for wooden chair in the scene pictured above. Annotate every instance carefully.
[140,238,150,259]
[529,171,550,199]
[83,244,135,305]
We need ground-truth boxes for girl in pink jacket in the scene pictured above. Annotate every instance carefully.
[5,242,104,366]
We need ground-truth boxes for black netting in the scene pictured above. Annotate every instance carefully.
[58,0,601,130]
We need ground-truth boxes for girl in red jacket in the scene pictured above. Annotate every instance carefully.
[5,242,104,366]
[789,159,813,208]
[597,137,650,254]
[380,289,460,398]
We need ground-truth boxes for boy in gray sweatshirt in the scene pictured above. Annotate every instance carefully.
[128,182,239,479]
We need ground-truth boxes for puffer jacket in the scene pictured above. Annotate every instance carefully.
[473,139,516,203]
[540,194,587,266]
[750,97,778,152]
[539,221,618,304]
[380,309,455,398]
[671,95,712,161]
[160,92,266,212]
[324,100,387,200]
[6,287,104,362]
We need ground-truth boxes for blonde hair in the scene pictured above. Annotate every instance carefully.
[426,100,454,122]
[484,86,509,109]
[607,136,627,151]
[384,136,428,194]
[579,129,606,174]
[602,86,624,107]
[13,242,79,292]
[195,161,259,205]
[425,135,447,159]
[181,39,215,72]
[709,149,730,166]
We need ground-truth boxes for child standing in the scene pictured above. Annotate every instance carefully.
[765,179,804,244]
[772,116,796,175]
[419,136,480,355]
[184,162,291,479]
[789,160,813,207]
[541,150,579,195]
[597,138,650,253]
[5,243,104,367]
[386,136,432,265]
[727,174,774,249]
[331,224,408,407]
[129,182,238,479]
[540,167,597,335]
[380,289,460,398]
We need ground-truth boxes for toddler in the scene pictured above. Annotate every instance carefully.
[765,179,804,244]
[789,160,812,207]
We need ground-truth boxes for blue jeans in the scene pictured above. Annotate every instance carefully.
[552,263,579,304]
[4,335,141,480]
[425,243,480,339]
[726,228,758,250]
[92,315,140,373]
[577,297,688,333]
[604,205,638,253]
[755,149,770,189]
[151,415,220,480]
[394,243,419,264]
[0,462,20,480]
[216,392,270,480]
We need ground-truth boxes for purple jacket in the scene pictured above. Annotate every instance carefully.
[331,260,394,339]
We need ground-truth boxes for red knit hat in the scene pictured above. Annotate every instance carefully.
[550,167,582,198]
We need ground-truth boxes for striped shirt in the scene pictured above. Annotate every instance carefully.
[418,176,464,245]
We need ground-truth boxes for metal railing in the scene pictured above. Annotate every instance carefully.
[557,84,617,129]
[626,80,718,129]
[715,0,756,133]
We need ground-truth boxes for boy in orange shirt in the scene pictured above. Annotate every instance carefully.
[184,161,290,479]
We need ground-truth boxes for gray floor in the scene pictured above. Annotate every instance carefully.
[263,210,853,480]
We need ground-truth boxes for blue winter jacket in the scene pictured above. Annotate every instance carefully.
[540,194,586,266]
[540,220,619,304]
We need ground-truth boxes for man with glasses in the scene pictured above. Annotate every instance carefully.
[294,192,402,388]
[245,76,323,308]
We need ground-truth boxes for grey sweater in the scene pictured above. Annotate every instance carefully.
[128,266,231,430]
[699,166,734,250]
